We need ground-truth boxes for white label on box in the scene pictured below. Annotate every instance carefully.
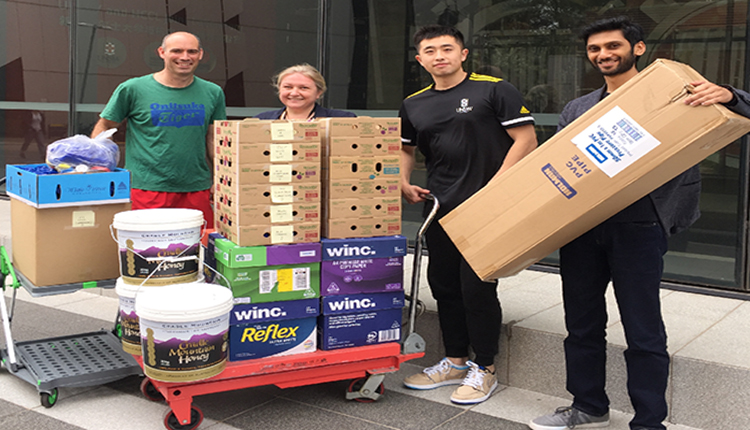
[270,143,293,162]
[271,225,294,243]
[269,165,292,183]
[292,267,310,290]
[259,270,277,294]
[72,210,95,227]
[270,122,294,141]
[270,204,293,223]
[270,185,294,203]
[571,106,661,178]
[233,254,254,263]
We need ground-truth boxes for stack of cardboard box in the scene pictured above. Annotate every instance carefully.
[214,119,322,246]
[319,117,402,238]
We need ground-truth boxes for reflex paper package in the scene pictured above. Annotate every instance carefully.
[440,59,750,280]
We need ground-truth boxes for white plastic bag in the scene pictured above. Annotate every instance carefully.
[46,128,120,172]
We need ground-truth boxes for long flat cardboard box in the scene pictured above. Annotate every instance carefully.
[440,59,750,280]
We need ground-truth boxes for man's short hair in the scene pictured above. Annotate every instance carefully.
[413,25,465,50]
[580,16,644,49]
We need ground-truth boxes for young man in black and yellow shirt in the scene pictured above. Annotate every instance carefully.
[399,24,537,405]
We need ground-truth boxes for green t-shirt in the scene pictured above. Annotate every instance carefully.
[101,75,227,192]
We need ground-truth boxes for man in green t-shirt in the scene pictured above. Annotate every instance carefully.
[92,31,226,226]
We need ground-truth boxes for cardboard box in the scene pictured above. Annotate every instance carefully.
[321,235,407,260]
[215,119,321,144]
[320,257,404,296]
[440,59,750,280]
[324,216,401,239]
[229,298,319,361]
[217,260,320,302]
[202,232,224,283]
[318,291,404,350]
[216,221,320,246]
[215,142,321,163]
[327,197,401,219]
[216,201,321,225]
[325,136,401,157]
[326,178,400,199]
[214,239,321,268]
[320,236,406,295]
[216,163,321,185]
[217,183,321,206]
[326,156,400,181]
[319,117,401,137]
[10,199,131,286]
[6,164,130,208]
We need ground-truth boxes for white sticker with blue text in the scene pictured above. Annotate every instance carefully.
[571,106,661,178]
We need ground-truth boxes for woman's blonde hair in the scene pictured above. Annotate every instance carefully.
[272,63,327,95]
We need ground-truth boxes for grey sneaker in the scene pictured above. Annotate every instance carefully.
[529,406,609,430]
[403,358,469,389]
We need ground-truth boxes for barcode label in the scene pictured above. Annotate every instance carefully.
[378,328,400,342]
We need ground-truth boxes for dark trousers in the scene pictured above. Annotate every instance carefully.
[560,221,669,430]
[425,221,501,367]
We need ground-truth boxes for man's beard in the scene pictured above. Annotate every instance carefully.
[595,51,638,76]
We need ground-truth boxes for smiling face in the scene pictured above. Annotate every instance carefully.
[158,32,203,78]
[586,29,645,77]
[278,72,323,113]
[415,35,468,79]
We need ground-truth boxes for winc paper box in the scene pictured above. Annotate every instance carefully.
[229,298,318,361]
[440,59,750,280]
[318,290,405,350]
[321,236,406,296]
[214,240,321,302]
[214,240,321,268]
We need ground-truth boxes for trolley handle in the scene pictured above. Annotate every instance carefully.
[404,194,439,350]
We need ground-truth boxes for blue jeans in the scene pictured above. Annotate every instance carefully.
[560,220,669,430]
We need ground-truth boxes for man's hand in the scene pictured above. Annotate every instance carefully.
[402,183,430,204]
[684,81,734,106]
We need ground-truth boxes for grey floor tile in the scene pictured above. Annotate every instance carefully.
[225,397,392,430]
[0,407,86,430]
[280,379,465,430]
[187,384,287,421]
[0,398,25,420]
[433,409,529,430]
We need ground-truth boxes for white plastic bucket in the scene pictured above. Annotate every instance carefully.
[112,208,204,286]
[115,275,205,356]
[135,283,233,382]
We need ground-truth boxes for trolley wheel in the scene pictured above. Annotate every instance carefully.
[40,388,58,408]
[140,378,165,402]
[347,377,385,403]
[164,406,203,430]
[112,313,122,338]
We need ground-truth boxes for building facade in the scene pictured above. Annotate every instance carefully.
[1,0,749,293]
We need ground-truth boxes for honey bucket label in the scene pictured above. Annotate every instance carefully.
[139,314,229,382]
[117,227,200,283]
[118,296,141,355]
